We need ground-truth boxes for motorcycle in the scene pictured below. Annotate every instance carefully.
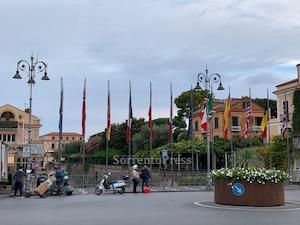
[95,173,129,195]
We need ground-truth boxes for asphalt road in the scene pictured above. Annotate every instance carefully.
[1,191,300,225]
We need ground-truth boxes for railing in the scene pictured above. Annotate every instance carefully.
[0,121,18,128]
[231,126,241,132]
[68,170,208,188]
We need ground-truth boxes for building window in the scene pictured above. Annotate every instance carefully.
[214,117,219,129]
[232,117,239,126]
[214,136,219,141]
[256,117,263,126]
[194,121,199,131]
[243,102,250,109]
[3,134,6,141]
[12,134,16,142]
[51,143,55,149]
[66,137,69,140]
[80,137,82,140]
[283,100,289,121]
[72,137,75,140]
[52,136,55,140]
[19,115,22,119]
[7,135,11,142]
[61,143,65,150]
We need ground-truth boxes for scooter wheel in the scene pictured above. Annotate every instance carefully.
[118,187,125,194]
[95,187,103,195]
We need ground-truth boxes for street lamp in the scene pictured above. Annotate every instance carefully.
[13,54,49,171]
[194,66,224,188]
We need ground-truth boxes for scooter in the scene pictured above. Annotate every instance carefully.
[95,173,129,195]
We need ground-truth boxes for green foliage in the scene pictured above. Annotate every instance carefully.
[292,89,300,134]
[253,98,277,117]
[256,136,292,170]
[210,168,289,184]
[177,176,207,186]
[174,89,209,124]
[235,147,264,169]
[132,124,169,153]
[62,142,82,156]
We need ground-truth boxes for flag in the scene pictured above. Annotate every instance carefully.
[82,78,86,140]
[148,82,154,141]
[168,83,173,139]
[58,77,63,139]
[280,114,287,138]
[126,82,133,144]
[207,95,213,114]
[261,109,269,141]
[223,94,231,139]
[243,107,251,138]
[199,107,207,132]
[106,81,111,142]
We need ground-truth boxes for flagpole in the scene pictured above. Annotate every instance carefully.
[249,87,253,148]
[82,78,86,189]
[106,80,110,173]
[170,83,174,187]
[267,88,271,144]
[149,81,153,170]
[229,86,234,167]
[128,81,132,173]
[284,90,290,176]
[58,77,63,168]
[190,85,195,179]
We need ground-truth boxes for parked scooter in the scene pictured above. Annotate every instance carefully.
[95,173,129,195]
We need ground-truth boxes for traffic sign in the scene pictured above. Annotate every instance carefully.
[231,183,245,197]
[162,149,168,161]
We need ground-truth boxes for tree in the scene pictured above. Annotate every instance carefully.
[253,98,277,117]
[174,89,209,126]
[235,147,264,169]
[132,124,169,153]
[292,89,300,134]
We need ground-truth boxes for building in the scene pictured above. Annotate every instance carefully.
[40,132,83,164]
[273,64,300,132]
[192,97,267,140]
[0,104,43,172]
[274,63,300,175]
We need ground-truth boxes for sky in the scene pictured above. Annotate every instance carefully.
[0,0,300,138]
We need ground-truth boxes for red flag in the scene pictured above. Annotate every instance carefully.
[148,82,154,141]
[126,82,133,144]
[168,83,173,139]
[82,78,86,140]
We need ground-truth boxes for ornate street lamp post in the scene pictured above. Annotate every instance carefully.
[194,66,224,188]
[13,54,49,171]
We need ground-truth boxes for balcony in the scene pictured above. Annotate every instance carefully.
[251,126,261,132]
[0,121,18,128]
[231,126,241,132]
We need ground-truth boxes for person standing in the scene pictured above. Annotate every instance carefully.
[141,165,151,192]
[131,165,140,193]
[14,167,27,197]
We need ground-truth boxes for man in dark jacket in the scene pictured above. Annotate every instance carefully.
[141,165,151,192]
[14,167,27,197]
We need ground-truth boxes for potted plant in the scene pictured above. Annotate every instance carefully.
[210,148,290,207]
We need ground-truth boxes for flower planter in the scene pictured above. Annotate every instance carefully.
[214,180,284,207]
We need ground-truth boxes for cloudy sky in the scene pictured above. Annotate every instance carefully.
[0,0,299,138]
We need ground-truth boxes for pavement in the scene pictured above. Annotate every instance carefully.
[1,191,300,225]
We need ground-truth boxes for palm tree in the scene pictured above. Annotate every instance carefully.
[235,147,264,169]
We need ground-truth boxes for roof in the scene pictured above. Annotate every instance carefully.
[40,132,82,137]
[276,79,298,87]
[0,104,39,119]
[193,96,265,116]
